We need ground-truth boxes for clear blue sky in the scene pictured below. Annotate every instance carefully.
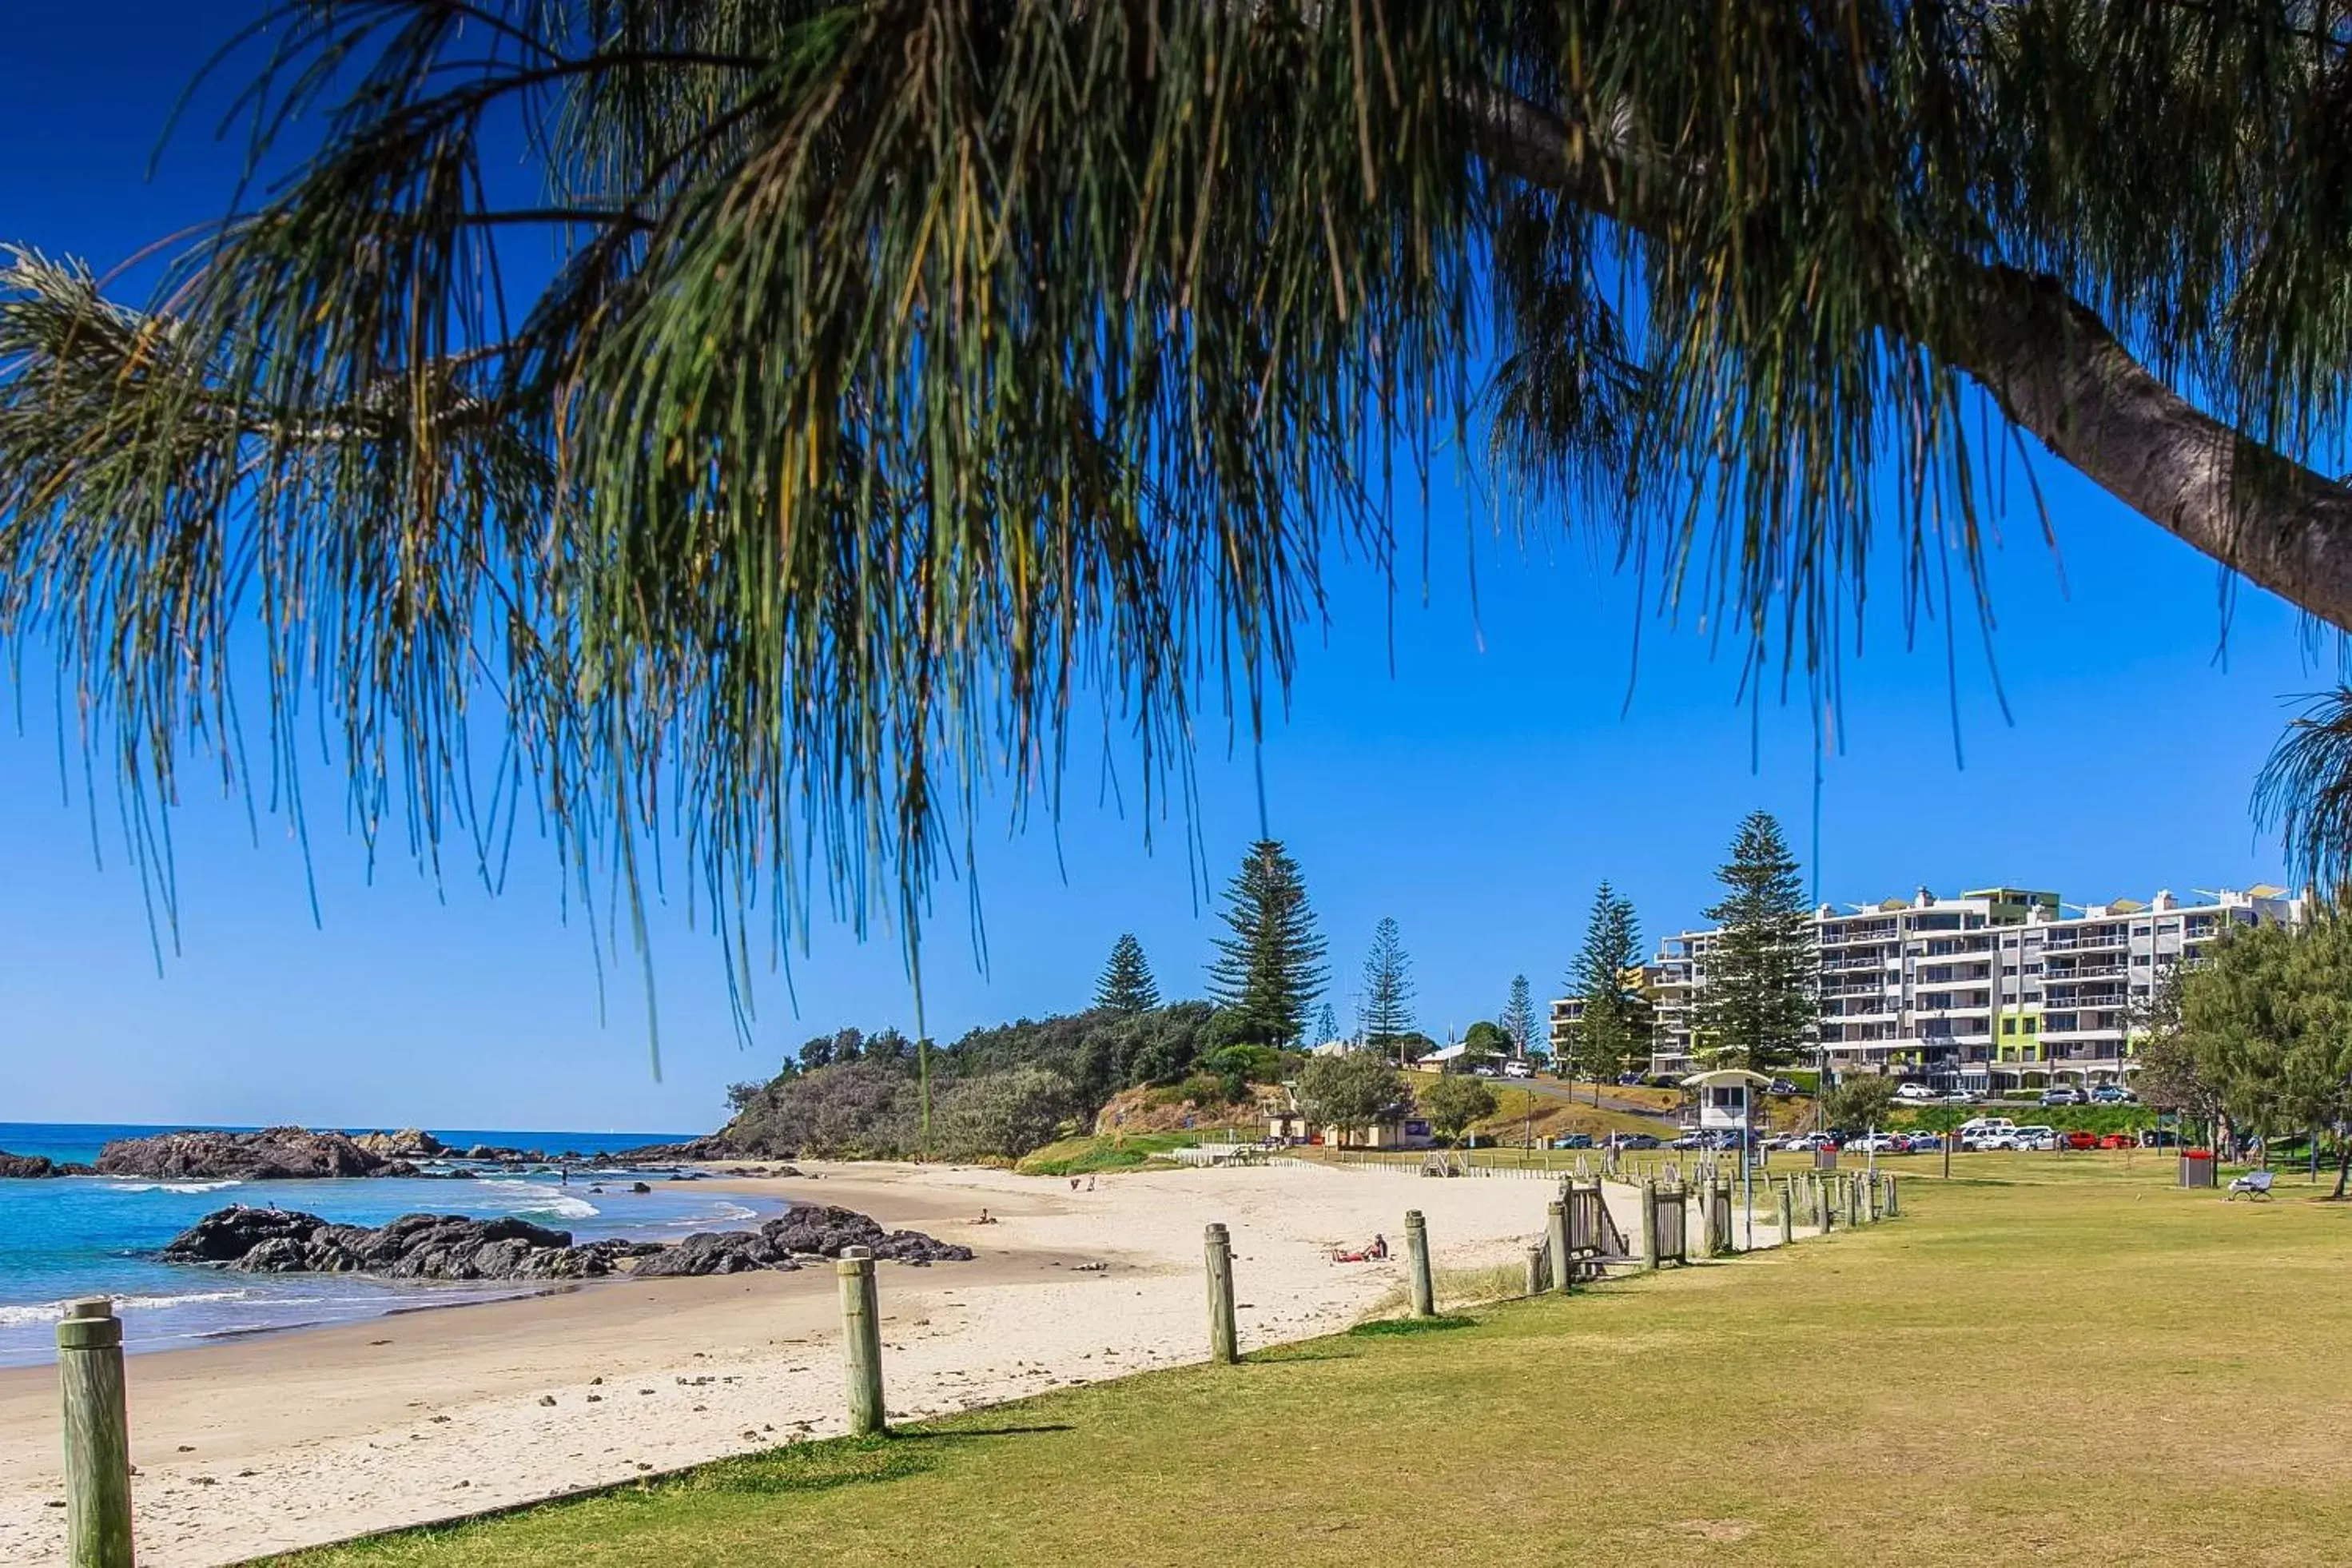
[0,9,2333,1132]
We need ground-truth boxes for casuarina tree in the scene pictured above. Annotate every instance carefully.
[1570,882,1650,1099]
[1206,841,1327,1048]
[1358,917,1417,1061]
[1094,934,1160,1015]
[22,6,2352,1029]
[1696,814,1817,1073]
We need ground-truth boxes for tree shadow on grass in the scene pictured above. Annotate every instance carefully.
[1347,1315,1478,1337]
[893,1423,1077,1441]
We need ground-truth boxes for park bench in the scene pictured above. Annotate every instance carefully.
[2227,1168,2276,1201]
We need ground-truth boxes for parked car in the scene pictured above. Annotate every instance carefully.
[2090,1084,2135,1104]
[2013,1125,2059,1151]
[1892,1082,1940,1103]
[1503,1060,1534,1080]
[1613,1133,1662,1150]
[1847,1134,1903,1153]
[1785,1132,1841,1152]
[1550,1133,1594,1149]
[2061,1130,2100,1151]
[1767,1078,1805,1096]
[1617,1072,1646,1086]
[1904,1132,1947,1153]
[2098,1132,2135,1150]
[2041,1086,2084,1107]
[1668,1133,1709,1151]
[1943,1086,1979,1104]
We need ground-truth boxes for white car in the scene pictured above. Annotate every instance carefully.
[2012,1125,2059,1152]
[1503,1060,1534,1080]
[1847,1134,1903,1153]
[1892,1083,1940,1103]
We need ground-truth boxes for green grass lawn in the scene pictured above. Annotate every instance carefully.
[275,1159,2352,1566]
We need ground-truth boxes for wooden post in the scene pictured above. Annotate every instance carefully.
[1546,1199,1574,1295]
[58,1298,133,1568]
[1817,1173,1833,1232]
[1404,1211,1436,1318]
[1846,1172,1863,1228]
[835,1247,885,1437]
[1885,1173,1900,1217]
[1777,1180,1796,1245]
[1641,1180,1661,1271]
[1205,1223,1239,1363]
[1525,1242,1548,1296]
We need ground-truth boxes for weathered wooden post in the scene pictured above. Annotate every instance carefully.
[1641,1180,1661,1271]
[1404,1211,1436,1318]
[1524,1242,1548,1296]
[1884,1173,1900,1218]
[1846,1172,1864,1228]
[836,1247,885,1437]
[1546,1199,1574,1295]
[1777,1180,1796,1246]
[58,1298,133,1568]
[1205,1223,1239,1363]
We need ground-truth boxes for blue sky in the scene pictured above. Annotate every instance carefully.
[0,9,2334,1132]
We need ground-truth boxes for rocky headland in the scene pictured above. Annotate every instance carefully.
[0,1152,90,1178]
[78,1126,746,1180]
[158,1203,973,1282]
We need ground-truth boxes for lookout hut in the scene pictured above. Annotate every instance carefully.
[1680,1068,1771,1137]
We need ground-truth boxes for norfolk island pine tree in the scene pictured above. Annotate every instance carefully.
[1205,841,1329,1049]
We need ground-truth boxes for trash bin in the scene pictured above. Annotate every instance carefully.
[1814,1148,1839,1172]
[2179,1149,2216,1188]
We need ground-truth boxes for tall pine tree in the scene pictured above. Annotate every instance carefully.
[1358,917,1416,1059]
[1093,933,1160,1014]
[1313,1001,1340,1046]
[1696,811,1817,1072]
[1570,882,1650,1096]
[1500,975,1538,1061]
[1205,840,1327,1047]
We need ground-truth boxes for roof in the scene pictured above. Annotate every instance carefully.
[1681,1069,1772,1088]
[1421,1043,1469,1062]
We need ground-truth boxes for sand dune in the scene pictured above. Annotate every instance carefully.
[0,1161,1572,1567]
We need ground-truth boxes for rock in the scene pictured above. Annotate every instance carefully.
[157,1207,659,1281]
[757,1206,973,1264]
[592,1136,737,1166]
[630,1232,799,1277]
[628,1181,653,1194]
[0,1151,91,1178]
[351,1129,448,1160]
[96,1128,390,1181]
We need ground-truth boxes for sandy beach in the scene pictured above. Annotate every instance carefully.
[0,1160,1589,1566]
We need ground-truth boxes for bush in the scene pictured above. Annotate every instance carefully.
[724,1061,920,1159]
[1419,1073,1498,1140]
[1297,1051,1404,1140]
[933,1067,1077,1162]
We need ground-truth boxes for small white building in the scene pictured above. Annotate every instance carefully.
[1681,1069,1770,1136]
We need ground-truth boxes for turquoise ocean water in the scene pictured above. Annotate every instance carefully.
[0,1123,779,1367]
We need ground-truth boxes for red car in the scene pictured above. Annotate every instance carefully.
[2098,1132,2135,1150]
[2062,1130,2100,1151]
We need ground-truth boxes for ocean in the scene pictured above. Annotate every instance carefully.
[0,1123,782,1367]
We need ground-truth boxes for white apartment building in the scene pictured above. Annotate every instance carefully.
[1645,884,2309,1088]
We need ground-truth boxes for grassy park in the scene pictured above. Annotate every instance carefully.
[274,1156,2352,1567]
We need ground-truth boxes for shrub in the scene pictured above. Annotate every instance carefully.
[933,1067,1077,1161]
[724,1061,919,1159]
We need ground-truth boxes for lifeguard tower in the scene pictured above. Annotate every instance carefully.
[1680,1068,1770,1142]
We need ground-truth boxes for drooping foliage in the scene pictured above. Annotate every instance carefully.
[13,3,2352,1007]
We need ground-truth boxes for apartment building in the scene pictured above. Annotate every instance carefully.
[1548,965,1666,1065]
[1644,884,2308,1088]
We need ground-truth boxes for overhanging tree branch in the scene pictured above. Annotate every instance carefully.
[1470,86,2352,634]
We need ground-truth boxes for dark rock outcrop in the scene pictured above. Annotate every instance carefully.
[0,1151,90,1178]
[97,1128,392,1180]
[597,1136,738,1165]
[631,1231,799,1277]
[758,1205,974,1265]
[157,1208,662,1280]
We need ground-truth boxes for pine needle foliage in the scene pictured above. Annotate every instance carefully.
[1696,811,1816,1073]
[1093,932,1160,1015]
[1206,838,1327,1048]
[14,3,2352,1003]
[1567,881,1646,1088]
[1357,915,1416,1055]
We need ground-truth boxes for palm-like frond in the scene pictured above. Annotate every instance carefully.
[2254,689,2352,899]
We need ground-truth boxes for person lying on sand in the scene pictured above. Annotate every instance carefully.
[1330,1234,1391,1264]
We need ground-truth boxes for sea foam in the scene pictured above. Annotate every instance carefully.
[100,1180,243,1195]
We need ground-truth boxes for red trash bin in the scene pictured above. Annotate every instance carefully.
[2179,1149,2216,1188]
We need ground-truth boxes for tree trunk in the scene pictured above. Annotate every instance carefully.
[2334,1135,2350,1201]
[1467,90,2352,632]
